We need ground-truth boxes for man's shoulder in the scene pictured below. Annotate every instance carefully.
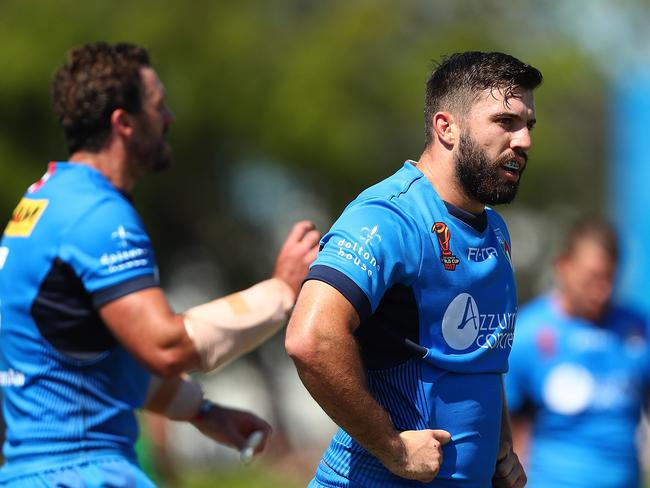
[37,163,136,220]
[352,161,426,206]
[516,295,557,335]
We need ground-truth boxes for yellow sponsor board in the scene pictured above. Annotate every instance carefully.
[4,198,49,237]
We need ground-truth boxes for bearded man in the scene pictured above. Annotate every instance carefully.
[0,42,319,486]
[286,51,542,488]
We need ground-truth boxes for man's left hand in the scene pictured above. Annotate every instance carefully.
[492,449,526,488]
[190,402,272,456]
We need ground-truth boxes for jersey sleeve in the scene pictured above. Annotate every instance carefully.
[58,196,159,308]
[307,199,422,320]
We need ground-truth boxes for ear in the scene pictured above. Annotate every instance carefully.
[432,111,458,147]
[110,108,135,138]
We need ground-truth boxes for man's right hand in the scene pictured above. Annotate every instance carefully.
[380,429,452,483]
[272,220,320,297]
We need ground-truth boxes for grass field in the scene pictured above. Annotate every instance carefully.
[179,467,306,488]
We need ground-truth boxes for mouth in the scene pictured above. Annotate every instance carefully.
[500,159,523,182]
[503,160,520,171]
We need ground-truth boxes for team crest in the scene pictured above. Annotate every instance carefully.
[433,222,460,271]
[493,228,513,268]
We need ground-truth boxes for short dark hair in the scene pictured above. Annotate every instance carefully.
[423,51,543,147]
[561,217,619,262]
[51,42,151,154]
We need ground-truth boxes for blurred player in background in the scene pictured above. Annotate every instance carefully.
[0,42,319,487]
[505,217,650,488]
[286,51,542,487]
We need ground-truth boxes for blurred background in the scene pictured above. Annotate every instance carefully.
[2,0,650,486]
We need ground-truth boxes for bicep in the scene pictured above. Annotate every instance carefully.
[100,287,199,375]
[100,287,174,339]
[295,279,359,329]
[286,279,361,358]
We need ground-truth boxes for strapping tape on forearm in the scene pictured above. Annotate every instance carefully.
[182,278,295,372]
[145,374,204,421]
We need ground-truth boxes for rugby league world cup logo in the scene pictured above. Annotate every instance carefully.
[433,222,460,271]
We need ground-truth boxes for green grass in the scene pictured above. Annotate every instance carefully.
[178,467,307,488]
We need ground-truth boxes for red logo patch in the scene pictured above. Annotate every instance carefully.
[536,327,556,358]
[433,222,460,271]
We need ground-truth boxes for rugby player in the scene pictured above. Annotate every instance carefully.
[0,42,319,486]
[286,51,542,488]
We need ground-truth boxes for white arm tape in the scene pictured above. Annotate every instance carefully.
[145,374,204,421]
[182,278,295,372]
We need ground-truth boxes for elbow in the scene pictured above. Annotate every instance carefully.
[285,327,319,367]
[146,348,189,378]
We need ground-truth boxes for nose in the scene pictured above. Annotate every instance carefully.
[163,105,175,126]
[590,278,613,305]
[511,127,532,153]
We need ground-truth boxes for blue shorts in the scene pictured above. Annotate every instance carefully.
[0,456,156,487]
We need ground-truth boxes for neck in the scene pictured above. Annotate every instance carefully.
[68,147,136,193]
[417,148,484,214]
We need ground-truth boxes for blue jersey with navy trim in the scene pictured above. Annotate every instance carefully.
[0,162,158,475]
[505,294,650,488]
[307,161,517,487]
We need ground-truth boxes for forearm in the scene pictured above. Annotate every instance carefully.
[493,377,527,487]
[287,281,402,461]
[182,278,295,371]
[144,374,203,421]
[498,378,514,458]
[288,314,402,464]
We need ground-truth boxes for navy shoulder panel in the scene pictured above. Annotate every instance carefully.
[355,284,425,369]
[32,258,118,353]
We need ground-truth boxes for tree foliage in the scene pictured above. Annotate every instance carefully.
[0,0,608,298]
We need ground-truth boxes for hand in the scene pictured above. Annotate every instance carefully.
[272,220,320,297]
[379,429,451,483]
[190,403,272,457]
[492,448,527,488]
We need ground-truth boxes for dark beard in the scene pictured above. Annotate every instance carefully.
[148,141,172,173]
[454,131,524,205]
[128,131,173,174]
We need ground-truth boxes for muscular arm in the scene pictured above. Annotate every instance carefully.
[285,280,449,482]
[510,415,531,467]
[285,280,400,459]
[100,287,201,377]
[100,221,319,377]
[492,378,527,488]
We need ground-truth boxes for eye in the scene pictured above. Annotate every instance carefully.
[496,117,513,128]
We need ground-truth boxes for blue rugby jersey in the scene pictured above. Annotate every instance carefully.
[0,162,159,478]
[306,161,517,487]
[505,294,650,488]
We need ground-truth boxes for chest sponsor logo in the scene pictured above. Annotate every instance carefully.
[441,293,516,350]
[433,222,460,271]
[467,246,498,262]
[0,247,8,270]
[4,198,49,238]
